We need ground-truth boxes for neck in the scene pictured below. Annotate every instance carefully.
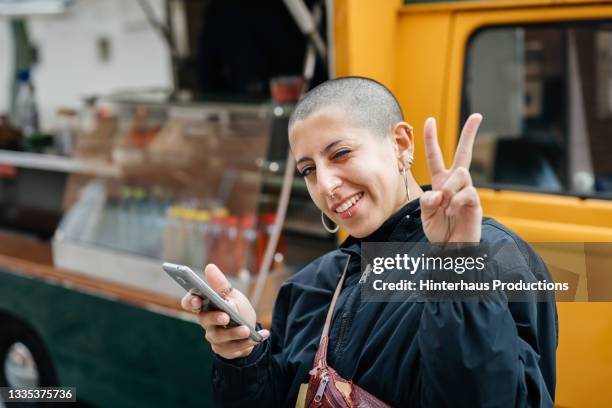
[392,170,424,214]
[407,173,424,202]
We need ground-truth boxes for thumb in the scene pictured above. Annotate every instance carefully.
[204,264,231,296]
[419,191,442,218]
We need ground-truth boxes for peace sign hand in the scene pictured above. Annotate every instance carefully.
[419,114,483,246]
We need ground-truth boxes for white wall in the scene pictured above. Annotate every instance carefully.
[0,0,172,130]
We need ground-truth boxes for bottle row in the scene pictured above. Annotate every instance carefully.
[162,207,286,280]
[61,182,285,281]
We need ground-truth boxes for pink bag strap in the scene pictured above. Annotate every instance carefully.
[312,255,350,369]
[322,256,351,339]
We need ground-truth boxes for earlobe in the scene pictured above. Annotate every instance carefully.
[398,152,414,172]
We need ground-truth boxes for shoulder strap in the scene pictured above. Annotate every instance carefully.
[321,256,351,338]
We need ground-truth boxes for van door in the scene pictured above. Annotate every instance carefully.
[446,5,612,407]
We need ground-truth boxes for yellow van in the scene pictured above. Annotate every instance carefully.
[332,0,612,405]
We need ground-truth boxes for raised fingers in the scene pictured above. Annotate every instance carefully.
[423,117,446,176]
[440,166,471,209]
[445,186,481,217]
[419,190,443,219]
[452,113,482,170]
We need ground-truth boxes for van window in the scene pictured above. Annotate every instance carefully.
[462,22,612,199]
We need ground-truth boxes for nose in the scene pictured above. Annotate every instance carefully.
[317,165,342,202]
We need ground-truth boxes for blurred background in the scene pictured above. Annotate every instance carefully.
[0,1,333,406]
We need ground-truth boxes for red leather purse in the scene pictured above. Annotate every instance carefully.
[304,257,392,408]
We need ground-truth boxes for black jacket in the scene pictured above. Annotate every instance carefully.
[212,199,558,407]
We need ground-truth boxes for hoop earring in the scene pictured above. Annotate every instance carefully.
[321,212,339,233]
[402,167,411,201]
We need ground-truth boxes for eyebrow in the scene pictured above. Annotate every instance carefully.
[296,139,346,166]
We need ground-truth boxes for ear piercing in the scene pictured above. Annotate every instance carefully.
[402,167,411,201]
[321,211,339,233]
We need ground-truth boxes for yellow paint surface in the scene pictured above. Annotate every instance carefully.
[333,1,612,405]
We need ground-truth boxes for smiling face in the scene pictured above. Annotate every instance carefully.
[289,106,409,238]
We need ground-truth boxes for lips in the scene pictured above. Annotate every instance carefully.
[333,192,364,213]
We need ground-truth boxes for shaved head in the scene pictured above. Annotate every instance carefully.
[288,76,404,138]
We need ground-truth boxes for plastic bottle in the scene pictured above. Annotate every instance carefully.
[131,187,147,254]
[117,186,134,250]
[204,215,220,267]
[182,208,202,268]
[149,186,169,258]
[194,210,210,269]
[55,108,77,156]
[255,213,286,273]
[206,208,229,271]
[141,188,161,257]
[223,216,240,276]
[97,192,119,249]
[174,207,190,264]
[14,69,39,140]
[236,213,257,280]
[162,206,182,262]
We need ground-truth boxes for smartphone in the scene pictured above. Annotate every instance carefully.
[162,262,263,342]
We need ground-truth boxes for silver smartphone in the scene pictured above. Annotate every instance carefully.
[162,262,263,342]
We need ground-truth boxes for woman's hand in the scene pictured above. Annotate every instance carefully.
[180,264,270,359]
[419,114,483,245]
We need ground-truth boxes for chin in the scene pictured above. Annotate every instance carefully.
[343,223,377,239]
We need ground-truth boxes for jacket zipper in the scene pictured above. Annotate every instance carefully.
[334,314,349,361]
[314,374,329,403]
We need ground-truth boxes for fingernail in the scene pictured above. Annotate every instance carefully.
[191,297,199,307]
[217,315,227,325]
[259,329,270,340]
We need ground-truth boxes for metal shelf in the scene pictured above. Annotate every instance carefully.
[0,150,121,177]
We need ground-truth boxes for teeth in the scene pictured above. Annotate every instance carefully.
[337,202,350,212]
[335,193,363,213]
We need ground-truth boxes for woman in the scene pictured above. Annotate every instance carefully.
[181,77,557,407]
